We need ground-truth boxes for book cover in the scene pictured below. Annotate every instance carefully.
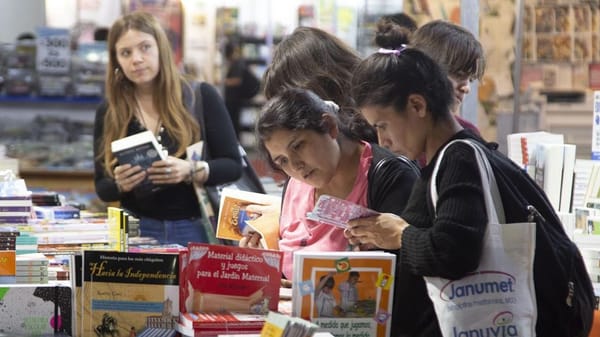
[34,205,80,220]
[111,130,167,195]
[180,243,283,315]
[216,188,281,249]
[81,251,179,337]
[306,195,379,229]
[0,284,74,336]
[0,250,16,283]
[292,251,396,337]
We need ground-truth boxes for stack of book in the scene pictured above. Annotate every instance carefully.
[178,311,266,336]
[31,191,62,206]
[260,311,319,337]
[0,194,32,224]
[0,227,18,283]
[16,252,49,284]
[16,217,122,254]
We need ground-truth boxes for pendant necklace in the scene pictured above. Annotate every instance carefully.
[136,99,167,155]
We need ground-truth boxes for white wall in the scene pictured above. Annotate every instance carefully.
[0,0,46,43]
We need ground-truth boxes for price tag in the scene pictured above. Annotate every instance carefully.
[36,27,71,74]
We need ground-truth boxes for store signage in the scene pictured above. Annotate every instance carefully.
[36,27,71,74]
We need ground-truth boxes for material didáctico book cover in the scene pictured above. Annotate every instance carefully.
[217,188,281,250]
[111,130,167,195]
[292,251,396,337]
[306,195,379,229]
[179,243,283,315]
[82,251,179,337]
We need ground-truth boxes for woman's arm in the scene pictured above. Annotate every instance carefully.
[93,103,121,202]
[199,82,243,185]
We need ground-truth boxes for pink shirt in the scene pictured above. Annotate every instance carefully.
[279,142,373,279]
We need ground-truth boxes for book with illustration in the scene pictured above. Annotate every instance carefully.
[306,194,379,229]
[216,188,281,249]
[179,243,283,315]
[111,130,167,195]
[292,250,396,337]
[81,250,179,337]
[0,284,74,336]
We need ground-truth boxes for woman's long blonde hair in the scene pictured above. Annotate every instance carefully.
[99,11,199,176]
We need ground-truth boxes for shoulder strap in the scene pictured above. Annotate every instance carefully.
[430,139,505,223]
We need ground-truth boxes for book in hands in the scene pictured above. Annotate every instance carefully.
[306,194,379,229]
[111,130,167,194]
[217,188,281,249]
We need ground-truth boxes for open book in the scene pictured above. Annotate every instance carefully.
[306,195,379,229]
[217,188,281,250]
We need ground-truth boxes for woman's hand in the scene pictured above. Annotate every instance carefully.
[148,156,191,184]
[345,213,409,250]
[114,164,145,192]
[239,232,263,249]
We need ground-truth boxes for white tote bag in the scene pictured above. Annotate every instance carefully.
[425,139,538,337]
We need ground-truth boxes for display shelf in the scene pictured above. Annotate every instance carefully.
[0,95,102,105]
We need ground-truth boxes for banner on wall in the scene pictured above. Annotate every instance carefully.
[124,0,184,65]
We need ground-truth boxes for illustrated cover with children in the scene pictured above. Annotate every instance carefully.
[216,188,282,249]
[81,251,179,337]
[179,243,283,315]
[292,250,396,337]
[306,195,379,229]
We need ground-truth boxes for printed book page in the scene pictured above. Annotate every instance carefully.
[306,195,379,229]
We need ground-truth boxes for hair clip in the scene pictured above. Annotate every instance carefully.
[377,45,407,56]
[323,100,340,113]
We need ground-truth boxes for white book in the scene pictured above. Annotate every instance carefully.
[533,143,565,212]
[559,144,577,213]
[506,131,563,174]
[573,159,600,210]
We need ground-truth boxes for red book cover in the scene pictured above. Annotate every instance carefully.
[180,243,283,315]
[179,311,265,330]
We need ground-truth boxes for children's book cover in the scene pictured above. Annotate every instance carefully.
[180,243,283,315]
[292,251,396,337]
[81,251,179,337]
[216,188,281,249]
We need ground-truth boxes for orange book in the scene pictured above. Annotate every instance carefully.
[0,250,16,283]
[216,188,281,249]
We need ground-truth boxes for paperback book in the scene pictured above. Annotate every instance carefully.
[216,188,281,249]
[179,243,283,315]
[292,250,396,337]
[0,284,74,336]
[111,130,167,195]
[306,195,379,229]
[81,250,179,337]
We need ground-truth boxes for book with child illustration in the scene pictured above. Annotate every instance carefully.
[216,188,281,249]
[292,250,396,337]
[306,195,379,229]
